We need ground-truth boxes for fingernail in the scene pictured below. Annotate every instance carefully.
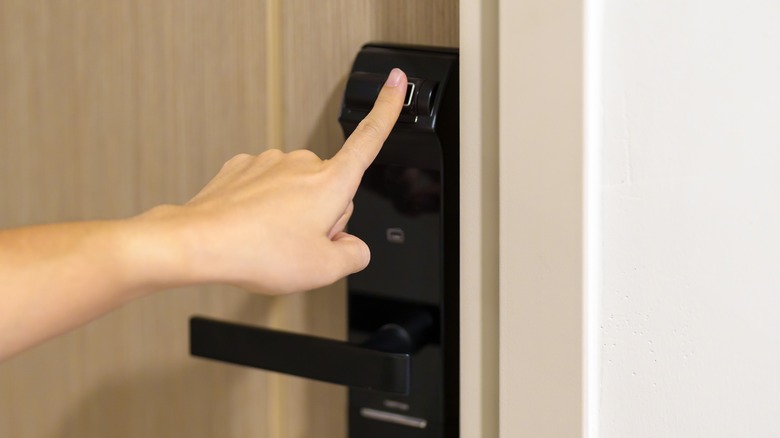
[384,68,404,88]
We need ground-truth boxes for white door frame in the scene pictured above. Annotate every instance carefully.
[460,0,600,436]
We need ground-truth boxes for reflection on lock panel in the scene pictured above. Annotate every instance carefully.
[350,163,442,305]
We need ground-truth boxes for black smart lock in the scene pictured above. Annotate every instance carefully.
[189,43,459,438]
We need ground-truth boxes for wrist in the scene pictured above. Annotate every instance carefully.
[116,205,201,297]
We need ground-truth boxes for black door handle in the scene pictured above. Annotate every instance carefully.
[190,317,411,394]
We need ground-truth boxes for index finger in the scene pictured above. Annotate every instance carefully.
[332,68,408,176]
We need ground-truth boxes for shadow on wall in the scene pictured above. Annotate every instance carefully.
[51,294,271,438]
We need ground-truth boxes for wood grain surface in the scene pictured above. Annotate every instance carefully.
[0,1,456,437]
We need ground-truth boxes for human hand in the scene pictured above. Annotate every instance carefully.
[137,69,408,295]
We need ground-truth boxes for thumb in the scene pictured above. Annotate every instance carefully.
[330,232,371,274]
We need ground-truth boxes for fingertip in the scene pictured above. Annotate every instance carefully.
[332,232,371,273]
[384,68,407,88]
[383,69,408,104]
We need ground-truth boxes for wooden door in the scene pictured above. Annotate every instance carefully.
[0,1,456,437]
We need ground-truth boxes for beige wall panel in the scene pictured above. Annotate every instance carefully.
[0,0,459,437]
[272,1,458,437]
[0,1,274,437]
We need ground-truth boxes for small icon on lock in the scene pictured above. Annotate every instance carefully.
[386,228,405,244]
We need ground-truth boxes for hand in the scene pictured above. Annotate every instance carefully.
[0,68,407,360]
[138,69,408,294]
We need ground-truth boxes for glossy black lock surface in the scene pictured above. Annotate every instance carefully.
[340,43,459,438]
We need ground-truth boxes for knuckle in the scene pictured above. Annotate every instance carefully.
[223,153,252,169]
[232,153,253,161]
[288,148,320,161]
[260,148,283,159]
[252,148,284,165]
[355,116,386,141]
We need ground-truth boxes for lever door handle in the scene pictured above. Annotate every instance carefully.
[190,317,410,394]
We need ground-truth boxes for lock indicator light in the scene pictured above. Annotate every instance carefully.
[403,82,416,106]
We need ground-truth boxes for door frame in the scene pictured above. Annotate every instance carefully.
[459,0,499,436]
[460,0,599,436]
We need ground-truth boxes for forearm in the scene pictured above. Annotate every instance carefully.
[0,217,181,360]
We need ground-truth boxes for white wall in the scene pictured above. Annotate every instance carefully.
[600,1,780,436]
